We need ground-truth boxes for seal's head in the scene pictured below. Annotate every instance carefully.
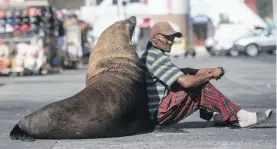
[125,16,136,41]
[86,16,139,85]
[95,16,137,48]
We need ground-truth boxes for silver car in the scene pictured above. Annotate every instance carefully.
[231,26,276,57]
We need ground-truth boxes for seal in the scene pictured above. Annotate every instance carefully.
[10,16,154,141]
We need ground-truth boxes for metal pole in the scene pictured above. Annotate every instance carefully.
[123,0,127,19]
[186,0,193,48]
[117,0,124,18]
[273,0,276,24]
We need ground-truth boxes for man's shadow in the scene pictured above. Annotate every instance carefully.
[171,121,215,129]
[153,121,214,133]
[153,121,276,133]
[173,121,275,129]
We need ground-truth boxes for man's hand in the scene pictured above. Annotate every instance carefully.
[177,67,225,88]
[212,67,225,80]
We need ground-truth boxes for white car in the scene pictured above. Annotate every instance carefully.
[205,24,255,56]
[231,26,276,57]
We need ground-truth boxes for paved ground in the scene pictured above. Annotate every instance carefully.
[0,54,276,149]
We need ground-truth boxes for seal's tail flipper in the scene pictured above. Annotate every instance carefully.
[10,123,35,141]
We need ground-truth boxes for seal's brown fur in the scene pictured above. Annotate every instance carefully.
[10,16,154,141]
[86,18,140,86]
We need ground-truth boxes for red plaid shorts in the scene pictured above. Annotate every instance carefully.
[157,82,241,126]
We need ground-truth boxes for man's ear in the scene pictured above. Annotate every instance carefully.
[152,35,157,44]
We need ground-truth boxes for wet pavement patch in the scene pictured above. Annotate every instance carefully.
[0,83,5,87]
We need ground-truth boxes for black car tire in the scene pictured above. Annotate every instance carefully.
[245,44,259,57]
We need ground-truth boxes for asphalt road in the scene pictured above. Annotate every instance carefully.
[0,55,276,149]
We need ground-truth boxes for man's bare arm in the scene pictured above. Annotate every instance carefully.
[177,72,214,88]
[195,68,215,76]
[180,68,215,76]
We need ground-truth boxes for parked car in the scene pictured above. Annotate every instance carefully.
[204,24,255,56]
[231,26,276,57]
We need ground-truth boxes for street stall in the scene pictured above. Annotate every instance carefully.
[62,13,83,69]
[0,1,57,76]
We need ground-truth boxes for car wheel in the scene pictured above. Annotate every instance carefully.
[245,44,259,57]
[228,48,239,57]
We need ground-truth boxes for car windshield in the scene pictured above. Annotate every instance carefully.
[259,26,276,36]
[267,27,276,36]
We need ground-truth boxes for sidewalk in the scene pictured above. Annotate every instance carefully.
[0,56,275,149]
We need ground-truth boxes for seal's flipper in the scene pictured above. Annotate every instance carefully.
[10,123,35,141]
